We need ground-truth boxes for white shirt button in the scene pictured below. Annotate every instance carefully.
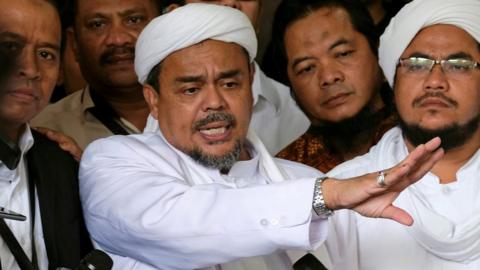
[270,218,279,226]
[260,219,269,226]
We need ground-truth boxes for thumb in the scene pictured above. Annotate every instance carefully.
[381,205,414,226]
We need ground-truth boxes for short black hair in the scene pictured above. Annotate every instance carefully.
[63,0,162,29]
[158,0,185,11]
[262,0,378,86]
[145,62,162,91]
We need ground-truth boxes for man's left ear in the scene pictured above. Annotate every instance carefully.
[143,84,160,120]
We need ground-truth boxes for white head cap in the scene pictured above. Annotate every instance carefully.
[379,0,480,87]
[134,3,257,84]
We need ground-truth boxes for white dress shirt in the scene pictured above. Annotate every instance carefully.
[321,127,480,270]
[0,126,48,270]
[79,129,326,270]
[143,63,310,155]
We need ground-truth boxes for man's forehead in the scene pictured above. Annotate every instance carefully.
[0,0,60,42]
[77,0,157,16]
[164,40,247,66]
[402,24,479,56]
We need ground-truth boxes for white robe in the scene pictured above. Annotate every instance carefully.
[143,63,310,155]
[323,127,480,270]
[79,129,326,270]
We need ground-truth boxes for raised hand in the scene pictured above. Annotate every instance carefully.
[322,137,444,225]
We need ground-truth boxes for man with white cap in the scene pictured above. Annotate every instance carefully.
[321,0,480,269]
[143,0,310,155]
[79,3,443,269]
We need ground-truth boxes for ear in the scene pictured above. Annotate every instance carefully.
[165,3,181,13]
[143,84,160,120]
[66,27,80,62]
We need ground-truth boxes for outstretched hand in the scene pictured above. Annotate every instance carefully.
[33,127,83,162]
[322,137,444,226]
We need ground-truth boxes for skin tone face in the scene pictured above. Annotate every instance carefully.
[71,0,158,91]
[144,40,254,162]
[284,7,384,126]
[395,25,480,134]
[0,0,61,141]
[185,0,260,28]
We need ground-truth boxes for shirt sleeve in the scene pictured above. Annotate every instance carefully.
[79,137,327,269]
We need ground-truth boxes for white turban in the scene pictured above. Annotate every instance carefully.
[134,3,257,84]
[379,0,480,87]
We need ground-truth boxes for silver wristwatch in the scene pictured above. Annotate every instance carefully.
[312,176,333,218]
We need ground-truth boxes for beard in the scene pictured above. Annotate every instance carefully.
[187,112,242,172]
[187,139,242,172]
[311,101,390,151]
[399,114,480,152]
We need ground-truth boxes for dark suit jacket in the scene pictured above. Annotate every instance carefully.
[27,130,93,270]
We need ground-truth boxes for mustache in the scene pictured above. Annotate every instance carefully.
[412,92,458,108]
[99,46,135,66]
[193,113,236,130]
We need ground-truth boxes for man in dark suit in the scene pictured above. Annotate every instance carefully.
[0,0,92,269]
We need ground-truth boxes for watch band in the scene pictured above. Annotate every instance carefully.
[312,176,333,217]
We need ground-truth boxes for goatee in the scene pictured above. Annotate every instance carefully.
[399,114,480,152]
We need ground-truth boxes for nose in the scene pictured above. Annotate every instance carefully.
[105,23,135,47]
[220,0,240,9]
[202,86,227,112]
[317,63,344,89]
[17,50,40,81]
[424,64,449,93]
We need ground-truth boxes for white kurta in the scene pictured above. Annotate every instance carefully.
[143,63,310,155]
[79,129,326,270]
[322,127,480,270]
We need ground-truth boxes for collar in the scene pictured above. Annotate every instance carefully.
[252,62,282,114]
[80,86,95,114]
[0,125,34,170]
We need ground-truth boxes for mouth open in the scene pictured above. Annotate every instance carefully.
[197,122,233,144]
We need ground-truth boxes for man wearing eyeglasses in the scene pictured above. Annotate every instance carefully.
[317,0,480,269]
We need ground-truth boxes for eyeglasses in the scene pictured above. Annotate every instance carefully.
[398,57,480,76]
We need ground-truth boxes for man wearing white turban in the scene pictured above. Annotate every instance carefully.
[142,0,310,156]
[321,0,480,269]
[79,3,444,270]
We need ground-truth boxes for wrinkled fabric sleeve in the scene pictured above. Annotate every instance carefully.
[79,138,327,269]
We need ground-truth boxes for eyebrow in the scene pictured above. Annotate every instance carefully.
[290,38,351,69]
[291,56,314,70]
[446,52,474,60]
[174,69,243,84]
[216,69,242,81]
[404,51,474,60]
[38,42,61,53]
[329,38,350,51]
[118,7,147,17]
[175,75,204,83]
[0,31,59,52]
[0,32,26,44]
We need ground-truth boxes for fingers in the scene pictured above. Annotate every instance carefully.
[424,137,441,152]
[34,126,67,143]
[32,126,83,162]
[381,205,414,226]
[407,147,444,181]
